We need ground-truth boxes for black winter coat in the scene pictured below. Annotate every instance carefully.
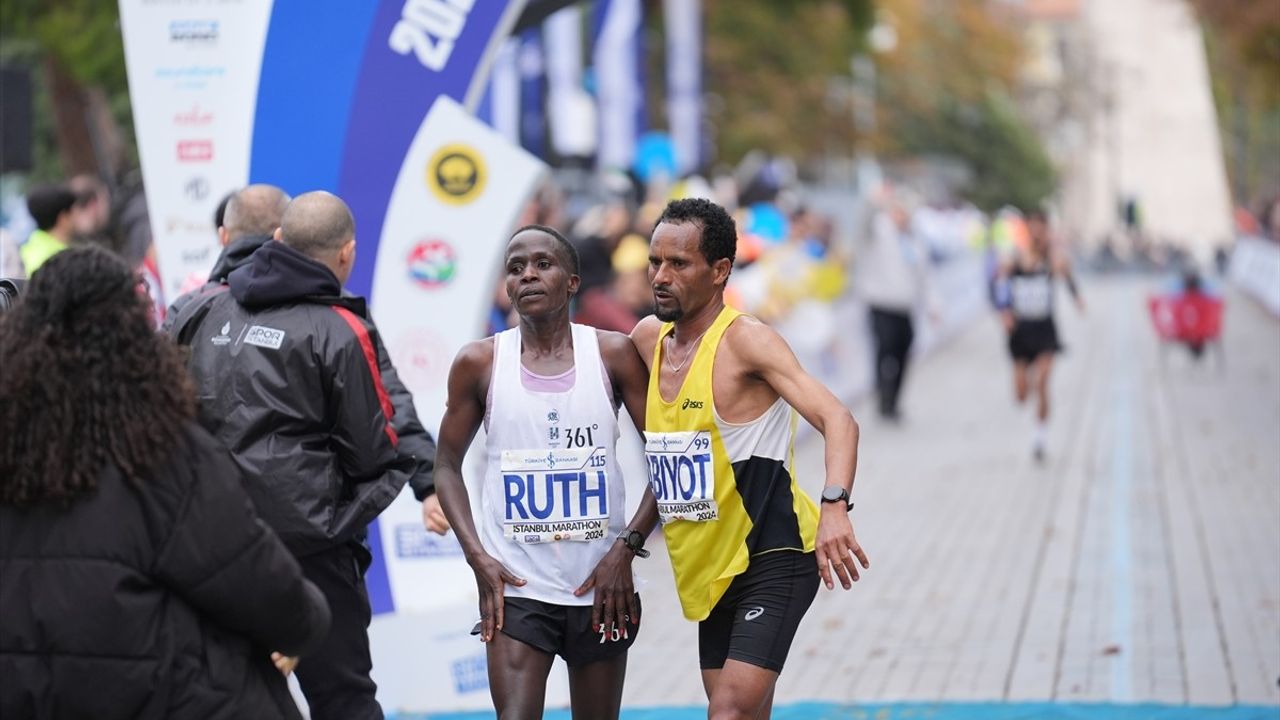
[164,235,437,501]
[0,424,331,720]
[165,241,415,555]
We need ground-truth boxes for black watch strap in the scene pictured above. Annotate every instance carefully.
[618,530,650,558]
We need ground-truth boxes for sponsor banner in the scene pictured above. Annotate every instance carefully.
[119,0,529,301]
[119,0,274,298]
[664,0,702,174]
[1230,235,1280,317]
[367,95,547,616]
[592,0,645,170]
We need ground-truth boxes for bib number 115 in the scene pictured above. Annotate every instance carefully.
[388,0,475,71]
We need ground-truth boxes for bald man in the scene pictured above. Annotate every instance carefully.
[166,185,448,536]
[167,191,412,720]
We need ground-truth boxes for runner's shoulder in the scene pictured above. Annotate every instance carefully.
[595,327,638,362]
[721,312,779,350]
[452,336,496,373]
[631,315,664,351]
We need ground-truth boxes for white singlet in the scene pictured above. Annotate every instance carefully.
[479,324,627,606]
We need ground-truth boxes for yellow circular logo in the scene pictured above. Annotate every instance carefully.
[426,144,485,205]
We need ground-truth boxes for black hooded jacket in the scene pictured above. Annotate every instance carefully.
[164,237,437,500]
[165,241,414,555]
[0,423,331,720]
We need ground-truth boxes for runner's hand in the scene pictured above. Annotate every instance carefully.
[574,542,638,634]
[815,505,869,590]
[469,553,525,642]
[421,494,450,535]
[1000,311,1015,333]
[270,652,298,676]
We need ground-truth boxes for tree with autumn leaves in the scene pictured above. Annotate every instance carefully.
[1187,0,1280,210]
[699,0,1055,212]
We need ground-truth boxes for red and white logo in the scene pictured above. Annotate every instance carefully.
[173,105,213,127]
[176,140,213,162]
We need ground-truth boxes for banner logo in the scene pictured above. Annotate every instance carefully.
[407,239,457,288]
[169,19,218,44]
[176,140,213,162]
[426,143,485,205]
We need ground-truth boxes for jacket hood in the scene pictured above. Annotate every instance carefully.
[208,234,272,283]
[228,240,342,308]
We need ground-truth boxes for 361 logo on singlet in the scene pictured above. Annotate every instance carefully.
[644,431,718,524]
[501,447,610,543]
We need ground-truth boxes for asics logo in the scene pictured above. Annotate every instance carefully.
[744,606,764,621]
[681,398,704,410]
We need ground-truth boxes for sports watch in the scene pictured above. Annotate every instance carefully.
[820,486,854,512]
[617,529,650,558]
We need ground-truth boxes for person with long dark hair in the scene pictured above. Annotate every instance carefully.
[0,246,331,720]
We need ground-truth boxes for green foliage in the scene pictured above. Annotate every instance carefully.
[702,0,874,166]
[0,0,132,180]
[1,0,127,89]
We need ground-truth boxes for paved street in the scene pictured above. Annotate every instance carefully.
[621,275,1280,712]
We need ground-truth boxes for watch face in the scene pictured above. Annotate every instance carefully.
[822,486,846,502]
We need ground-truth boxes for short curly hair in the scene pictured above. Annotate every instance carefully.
[656,198,737,269]
[509,224,580,275]
[0,246,195,506]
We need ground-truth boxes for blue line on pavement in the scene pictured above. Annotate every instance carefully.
[394,702,1280,720]
[1109,295,1138,700]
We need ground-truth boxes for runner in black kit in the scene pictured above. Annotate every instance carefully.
[996,209,1085,461]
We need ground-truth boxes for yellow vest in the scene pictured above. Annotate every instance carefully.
[19,230,67,276]
[645,306,819,621]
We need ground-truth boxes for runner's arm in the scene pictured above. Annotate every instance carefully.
[575,332,659,630]
[433,340,491,560]
[994,260,1016,331]
[729,319,870,590]
[600,330,659,539]
[629,315,663,372]
[1053,251,1085,312]
[434,339,526,640]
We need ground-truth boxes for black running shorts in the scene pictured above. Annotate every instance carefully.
[1009,318,1061,362]
[475,595,641,667]
[698,550,820,673]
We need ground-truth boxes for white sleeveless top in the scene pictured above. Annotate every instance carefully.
[480,323,627,606]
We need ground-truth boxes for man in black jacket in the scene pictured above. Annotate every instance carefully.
[167,191,411,720]
[165,184,448,530]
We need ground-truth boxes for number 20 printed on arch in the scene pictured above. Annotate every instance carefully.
[388,0,476,72]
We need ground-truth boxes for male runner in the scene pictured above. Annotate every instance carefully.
[433,225,657,719]
[632,198,869,719]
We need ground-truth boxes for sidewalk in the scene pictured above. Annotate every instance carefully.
[619,275,1280,711]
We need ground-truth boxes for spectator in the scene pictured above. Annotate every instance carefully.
[165,184,446,534]
[0,246,330,720]
[19,184,76,275]
[856,188,934,421]
[165,191,415,720]
[68,173,112,246]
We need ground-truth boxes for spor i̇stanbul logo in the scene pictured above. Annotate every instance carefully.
[406,240,457,289]
[426,143,486,205]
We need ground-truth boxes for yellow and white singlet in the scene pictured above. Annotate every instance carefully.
[645,306,819,621]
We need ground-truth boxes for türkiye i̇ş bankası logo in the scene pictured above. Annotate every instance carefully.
[426,143,485,205]
[407,240,457,289]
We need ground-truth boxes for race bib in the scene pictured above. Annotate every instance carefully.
[644,431,718,524]
[1011,276,1052,319]
[501,447,610,543]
